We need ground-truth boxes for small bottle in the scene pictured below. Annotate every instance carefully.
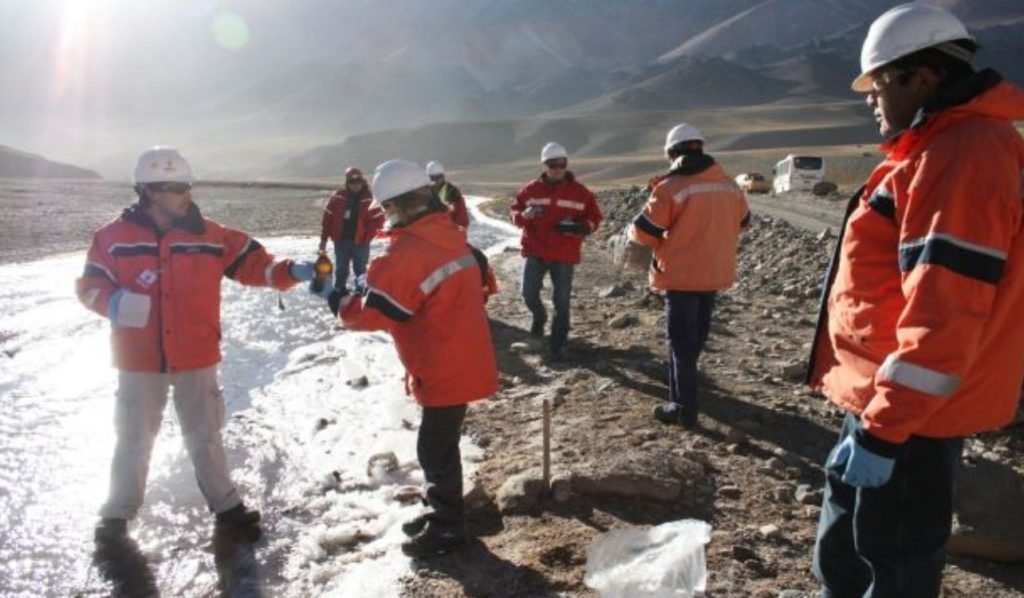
[311,250,334,293]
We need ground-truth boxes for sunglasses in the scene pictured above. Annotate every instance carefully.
[429,174,445,181]
[154,182,192,194]
[545,160,568,169]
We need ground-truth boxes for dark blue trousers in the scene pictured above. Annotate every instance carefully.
[813,412,964,598]
[665,291,715,425]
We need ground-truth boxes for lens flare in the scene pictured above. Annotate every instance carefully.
[212,12,250,51]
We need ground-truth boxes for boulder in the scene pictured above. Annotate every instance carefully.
[496,469,546,514]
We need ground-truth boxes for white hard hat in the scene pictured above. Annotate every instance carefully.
[852,3,975,92]
[425,160,445,177]
[371,159,432,207]
[133,146,196,184]
[664,123,705,151]
[540,142,568,162]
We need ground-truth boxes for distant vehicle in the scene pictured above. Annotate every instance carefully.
[772,155,825,194]
[735,172,771,194]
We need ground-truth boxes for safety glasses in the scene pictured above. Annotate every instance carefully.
[544,159,568,170]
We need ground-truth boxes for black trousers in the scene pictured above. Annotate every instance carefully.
[665,290,716,425]
[417,404,468,530]
[813,412,963,598]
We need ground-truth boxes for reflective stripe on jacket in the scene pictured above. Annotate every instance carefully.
[807,72,1024,444]
[320,188,383,246]
[510,172,603,264]
[630,158,749,291]
[338,212,498,407]
[76,203,298,372]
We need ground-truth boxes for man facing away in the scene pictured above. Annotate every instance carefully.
[318,166,383,291]
[510,142,603,360]
[76,147,318,542]
[312,159,498,558]
[630,124,750,428]
[426,160,469,229]
[806,4,1024,596]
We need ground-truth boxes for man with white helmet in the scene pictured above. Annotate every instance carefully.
[312,159,498,558]
[630,124,749,428]
[510,142,603,360]
[76,147,318,543]
[426,160,469,228]
[806,4,1024,596]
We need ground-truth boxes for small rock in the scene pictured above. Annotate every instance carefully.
[796,484,822,505]
[464,479,491,508]
[393,485,423,504]
[550,473,574,503]
[779,590,806,598]
[731,545,757,561]
[817,228,833,241]
[496,470,546,514]
[758,524,782,540]
[510,342,531,352]
[367,452,400,479]
[599,284,627,299]
[719,485,742,499]
[773,485,796,503]
[778,361,807,382]
[346,375,369,389]
[607,313,639,329]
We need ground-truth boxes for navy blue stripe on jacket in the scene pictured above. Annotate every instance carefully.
[898,234,1006,284]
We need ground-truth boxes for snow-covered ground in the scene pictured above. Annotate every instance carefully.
[0,196,515,596]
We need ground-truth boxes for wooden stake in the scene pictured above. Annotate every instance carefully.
[543,398,551,495]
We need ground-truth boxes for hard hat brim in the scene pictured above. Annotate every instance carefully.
[851,72,873,93]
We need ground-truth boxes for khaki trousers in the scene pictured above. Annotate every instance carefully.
[99,366,241,520]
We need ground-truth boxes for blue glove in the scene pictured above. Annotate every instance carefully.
[289,261,317,282]
[827,434,896,488]
[107,288,125,324]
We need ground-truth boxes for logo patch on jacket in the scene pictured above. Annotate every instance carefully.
[136,269,158,288]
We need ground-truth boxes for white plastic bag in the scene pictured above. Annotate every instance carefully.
[583,519,711,598]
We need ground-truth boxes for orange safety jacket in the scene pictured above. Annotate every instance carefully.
[630,156,750,291]
[807,71,1024,445]
[76,203,299,372]
[320,187,383,246]
[336,212,498,407]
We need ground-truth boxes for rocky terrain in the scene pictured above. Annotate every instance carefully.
[400,190,1024,597]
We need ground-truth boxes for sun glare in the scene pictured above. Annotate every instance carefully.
[53,0,113,98]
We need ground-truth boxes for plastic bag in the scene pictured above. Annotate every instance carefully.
[583,519,711,598]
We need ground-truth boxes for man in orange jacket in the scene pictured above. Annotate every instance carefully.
[318,167,383,292]
[630,124,749,428]
[806,5,1024,596]
[313,159,498,558]
[76,147,316,542]
[511,142,603,360]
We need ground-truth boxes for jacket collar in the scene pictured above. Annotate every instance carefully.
[385,211,465,249]
[886,69,1023,157]
[121,202,206,235]
[667,153,716,177]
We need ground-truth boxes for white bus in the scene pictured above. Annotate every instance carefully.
[772,154,825,194]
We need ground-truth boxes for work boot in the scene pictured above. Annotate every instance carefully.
[401,524,468,558]
[530,318,546,339]
[94,518,128,543]
[401,513,434,537]
[653,403,697,428]
[215,503,261,528]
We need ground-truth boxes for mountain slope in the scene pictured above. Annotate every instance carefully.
[0,145,101,179]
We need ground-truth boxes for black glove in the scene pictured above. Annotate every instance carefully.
[555,220,588,235]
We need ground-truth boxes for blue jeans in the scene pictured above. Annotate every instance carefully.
[813,412,963,598]
[665,291,715,424]
[333,239,370,291]
[521,257,574,351]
